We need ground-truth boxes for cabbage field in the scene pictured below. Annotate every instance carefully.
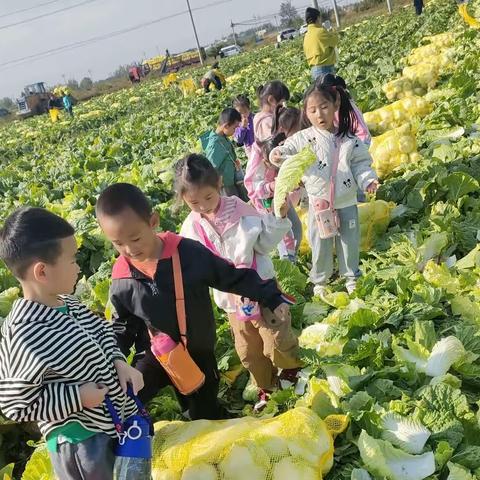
[2,0,480,477]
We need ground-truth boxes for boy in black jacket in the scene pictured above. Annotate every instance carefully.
[96,183,291,420]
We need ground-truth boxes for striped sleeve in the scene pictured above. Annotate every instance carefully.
[0,338,82,422]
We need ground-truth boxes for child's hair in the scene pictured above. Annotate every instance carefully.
[272,105,301,136]
[219,107,242,126]
[96,183,152,223]
[302,80,358,137]
[174,153,220,199]
[261,133,286,164]
[0,207,75,279]
[232,94,251,110]
[256,81,290,108]
[316,73,351,98]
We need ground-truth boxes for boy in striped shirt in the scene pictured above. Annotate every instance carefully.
[0,207,144,480]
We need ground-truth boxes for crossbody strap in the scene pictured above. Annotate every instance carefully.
[172,249,187,347]
[329,138,341,209]
[193,220,257,270]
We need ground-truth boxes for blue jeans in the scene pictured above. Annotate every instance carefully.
[311,65,336,82]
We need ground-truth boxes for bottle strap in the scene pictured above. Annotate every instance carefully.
[329,138,340,209]
[105,385,150,434]
[172,249,187,347]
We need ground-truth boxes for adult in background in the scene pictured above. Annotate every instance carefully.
[303,7,339,81]
[413,0,424,15]
[200,62,225,93]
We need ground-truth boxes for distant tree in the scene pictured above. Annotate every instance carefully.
[0,97,14,111]
[111,65,131,79]
[79,77,93,90]
[66,79,79,89]
[279,1,301,27]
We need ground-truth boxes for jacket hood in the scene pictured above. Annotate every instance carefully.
[112,232,183,280]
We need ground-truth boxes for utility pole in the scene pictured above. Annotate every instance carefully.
[332,0,341,27]
[186,0,205,66]
[386,0,393,14]
[312,0,320,8]
[230,20,238,46]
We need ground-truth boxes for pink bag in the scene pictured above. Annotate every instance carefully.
[313,140,340,239]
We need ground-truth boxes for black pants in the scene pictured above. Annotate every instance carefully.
[203,76,223,93]
[134,349,222,420]
[414,0,423,14]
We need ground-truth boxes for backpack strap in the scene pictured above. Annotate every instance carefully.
[172,249,187,347]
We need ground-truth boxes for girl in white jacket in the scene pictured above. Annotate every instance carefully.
[270,82,378,295]
[176,153,300,404]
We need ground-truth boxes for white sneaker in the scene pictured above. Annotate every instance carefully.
[346,282,357,294]
[313,285,327,297]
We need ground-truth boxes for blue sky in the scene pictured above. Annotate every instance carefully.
[0,0,311,99]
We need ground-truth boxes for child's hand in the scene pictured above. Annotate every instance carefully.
[79,382,109,408]
[273,303,290,323]
[114,359,144,395]
[279,201,289,218]
[241,115,249,128]
[366,180,379,194]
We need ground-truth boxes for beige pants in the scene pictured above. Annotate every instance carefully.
[228,308,300,390]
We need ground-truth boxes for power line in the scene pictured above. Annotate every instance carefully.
[0,0,65,20]
[0,0,232,70]
[0,0,97,31]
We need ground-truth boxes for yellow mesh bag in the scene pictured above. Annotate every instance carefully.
[370,123,422,178]
[163,73,178,89]
[324,414,350,438]
[364,96,431,135]
[152,407,341,479]
[179,78,197,97]
[358,200,396,251]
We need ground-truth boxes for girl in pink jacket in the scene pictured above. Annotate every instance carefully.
[177,153,300,407]
[246,102,303,262]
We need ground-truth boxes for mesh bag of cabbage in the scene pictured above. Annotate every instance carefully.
[151,407,348,480]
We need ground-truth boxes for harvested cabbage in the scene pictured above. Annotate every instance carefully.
[358,430,435,480]
[272,457,319,480]
[381,413,431,454]
[273,145,316,217]
[219,445,267,480]
[181,463,217,480]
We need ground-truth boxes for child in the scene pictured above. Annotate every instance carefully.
[200,107,249,202]
[246,105,303,262]
[95,183,292,419]
[318,74,372,202]
[0,207,144,480]
[245,81,291,209]
[270,82,378,295]
[233,94,255,156]
[253,81,290,143]
[177,154,300,403]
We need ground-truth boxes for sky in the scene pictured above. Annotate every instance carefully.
[0,0,312,99]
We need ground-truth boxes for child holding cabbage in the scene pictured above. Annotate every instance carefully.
[270,81,378,296]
